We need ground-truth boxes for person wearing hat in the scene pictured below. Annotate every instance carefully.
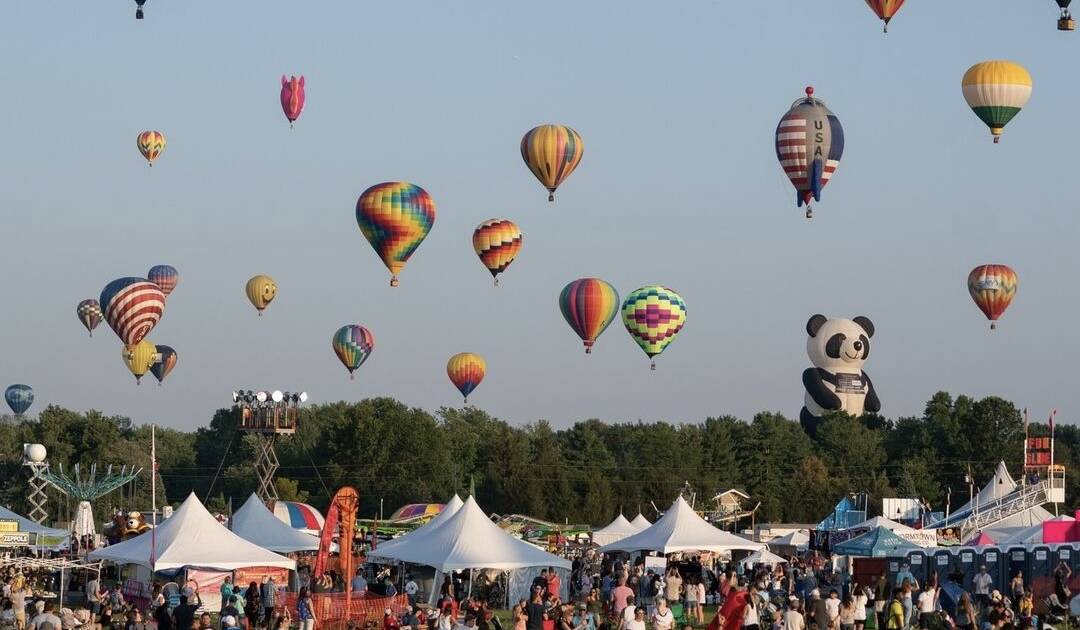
[972,567,993,613]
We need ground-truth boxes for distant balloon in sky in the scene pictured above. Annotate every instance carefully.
[962,61,1032,143]
[123,340,159,385]
[281,75,306,128]
[865,0,905,32]
[775,87,844,219]
[521,124,584,202]
[1057,0,1076,30]
[559,278,620,354]
[447,352,486,403]
[245,275,277,315]
[100,277,165,345]
[332,325,375,379]
[968,264,1018,330]
[150,345,177,385]
[147,265,179,297]
[77,299,103,337]
[472,219,523,286]
[137,131,166,166]
[135,0,147,19]
[621,286,687,370]
[5,384,33,416]
[356,182,436,287]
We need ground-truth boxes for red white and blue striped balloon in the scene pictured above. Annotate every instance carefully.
[100,277,166,345]
[147,265,179,297]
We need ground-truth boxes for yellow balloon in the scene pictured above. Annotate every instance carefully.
[122,340,159,384]
[245,275,277,315]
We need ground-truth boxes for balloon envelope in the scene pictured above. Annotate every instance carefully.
[123,340,159,384]
[355,182,436,286]
[622,286,687,367]
[521,124,584,201]
[100,278,165,345]
[332,325,375,378]
[775,87,844,216]
[147,265,179,297]
[865,0,905,31]
[968,264,1018,329]
[559,278,620,353]
[137,131,166,165]
[281,75,306,124]
[447,353,486,402]
[150,345,177,384]
[472,219,523,284]
[962,61,1032,142]
[245,275,277,314]
[77,299,103,337]
[5,384,33,415]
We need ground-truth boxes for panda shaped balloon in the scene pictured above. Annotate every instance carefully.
[800,314,881,437]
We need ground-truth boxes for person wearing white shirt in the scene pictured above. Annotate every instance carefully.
[404,576,419,606]
[784,600,806,630]
[652,601,675,630]
[916,587,937,629]
[624,608,646,630]
[972,567,993,611]
[826,591,841,630]
[620,600,637,630]
[744,586,761,630]
[854,586,868,630]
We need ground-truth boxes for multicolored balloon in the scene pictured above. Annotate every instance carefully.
[775,87,844,219]
[559,278,620,354]
[865,0,905,32]
[355,182,436,287]
[472,219,523,286]
[137,131,166,166]
[150,345,177,385]
[447,352,486,403]
[962,61,1032,143]
[281,75,306,127]
[521,124,584,202]
[100,277,165,345]
[621,286,688,370]
[122,340,159,385]
[147,265,179,297]
[332,325,375,379]
[4,384,33,416]
[245,275,277,315]
[968,264,1018,330]
[77,299,103,337]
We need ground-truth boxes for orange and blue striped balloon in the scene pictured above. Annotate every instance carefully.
[559,278,620,354]
[332,324,375,379]
[447,352,485,403]
[472,219,523,286]
[521,124,584,202]
[356,182,436,287]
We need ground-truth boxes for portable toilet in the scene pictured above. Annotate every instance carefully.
[932,549,954,584]
[1031,545,1052,583]
[1007,547,1030,587]
[1052,544,1073,577]
[979,547,1005,592]
[905,550,928,587]
[957,548,978,591]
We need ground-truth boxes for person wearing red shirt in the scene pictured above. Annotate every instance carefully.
[547,568,562,601]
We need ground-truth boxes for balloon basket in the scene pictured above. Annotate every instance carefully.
[390,277,400,287]
[257,311,263,317]
[349,373,355,381]
[990,322,997,330]
[993,136,1000,144]
[650,361,656,371]
[493,278,500,287]
[548,192,555,202]
[463,397,468,404]
[805,207,813,219]
[1059,17,1076,30]
[136,8,144,18]
[585,347,592,354]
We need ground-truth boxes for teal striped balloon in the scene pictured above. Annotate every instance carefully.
[332,325,375,379]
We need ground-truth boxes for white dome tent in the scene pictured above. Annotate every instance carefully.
[600,496,765,554]
[368,494,464,562]
[592,514,638,546]
[230,493,320,553]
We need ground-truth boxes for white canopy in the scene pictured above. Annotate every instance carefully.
[742,549,788,567]
[953,461,1054,527]
[768,530,809,549]
[848,516,913,532]
[88,493,295,571]
[600,496,765,554]
[369,496,570,572]
[368,495,464,561]
[592,514,638,546]
[630,514,652,531]
[231,494,320,553]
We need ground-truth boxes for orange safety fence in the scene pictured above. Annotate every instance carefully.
[276,592,410,627]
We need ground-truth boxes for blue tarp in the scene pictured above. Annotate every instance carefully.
[0,505,69,550]
[832,526,921,557]
[817,497,866,531]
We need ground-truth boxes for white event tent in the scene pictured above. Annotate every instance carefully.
[600,496,765,554]
[630,514,652,531]
[368,495,464,562]
[88,493,296,571]
[741,549,788,568]
[230,494,320,553]
[592,514,639,546]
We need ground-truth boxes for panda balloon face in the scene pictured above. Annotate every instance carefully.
[806,314,873,371]
[801,314,881,437]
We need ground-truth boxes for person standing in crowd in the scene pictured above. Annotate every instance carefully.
[684,576,699,625]
[619,596,638,630]
[1054,561,1072,601]
[652,600,675,630]
[743,584,761,630]
[784,598,805,630]
[664,569,682,610]
[812,590,828,630]
[839,593,857,630]
[109,585,125,611]
[525,591,546,630]
[826,590,841,630]
[547,568,561,601]
[352,570,369,596]
[625,608,646,630]
[405,575,419,607]
[886,590,905,630]
[1009,572,1025,613]
[874,572,889,630]
[954,594,974,630]
[10,580,28,630]
[154,602,173,630]
[915,581,936,630]
[29,602,61,630]
[85,574,101,617]
[601,573,613,612]
[243,582,261,630]
[898,580,914,630]
[172,594,201,630]
[220,578,234,614]
[534,571,549,596]
[972,566,993,613]
[853,584,868,630]
[611,576,634,618]
[222,598,241,627]
[893,566,912,589]
[512,600,528,630]
[296,587,316,630]
[261,576,278,630]
[1017,590,1033,623]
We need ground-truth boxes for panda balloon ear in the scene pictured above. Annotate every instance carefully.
[806,314,827,337]
[853,316,875,338]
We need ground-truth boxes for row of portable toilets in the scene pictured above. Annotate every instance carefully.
[874,544,1078,595]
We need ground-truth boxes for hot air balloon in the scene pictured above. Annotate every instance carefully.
[355,182,436,287]
[968,265,1018,330]
[135,0,147,19]
[122,340,159,385]
[150,345,177,385]
[521,124,584,202]
[621,286,687,370]
[865,0,905,32]
[447,353,486,403]
[137,131,166,166]
[5,385,33,416]
[559,278,620,354]
[775,87,844,219]
[147,265,179,297]
[77,299,103,337]
[1057,0,1076,30]
[245,275,277,315]
[100,278,165,345]
[332,325,375,379]
[281,75,306,128]
[472,219,523,286]
[962,61,1032,143]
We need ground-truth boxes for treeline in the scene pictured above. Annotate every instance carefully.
[0,392,1076,528]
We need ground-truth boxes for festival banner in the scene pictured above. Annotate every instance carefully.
[935,527,961,547]
[234,566,289,590]
[187,569,230,612]
[895,529,938,548]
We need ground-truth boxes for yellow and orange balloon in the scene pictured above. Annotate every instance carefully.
[245,275,277,315]
[472,219,522,286]
[447,352,485,403]
[968,264,1017,330]
[521,124,584,202]
[137,130,166,166]
[122,339,159,384]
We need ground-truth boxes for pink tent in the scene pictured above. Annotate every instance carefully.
[966,531,996,546]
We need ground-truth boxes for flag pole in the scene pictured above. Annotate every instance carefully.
[1023,408,1029,485]
[151,424,157,569]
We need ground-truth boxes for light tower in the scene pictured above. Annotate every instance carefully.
[22,443,49,524]
[232,390,308,501]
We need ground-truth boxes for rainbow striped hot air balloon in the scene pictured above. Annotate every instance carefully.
[621,286,687,370]
[150,345,177,385]
[968,264,1018,330]
[447,352,486,403]
[281,75,306,127]
[77,299,103,337]
[332,324,375,379]
[100,278,165,345]
[5,384,33,416]
[962,61,1032,143]
[472,219,523,286]
[775,87,844,219]
[559,278,620,354]
[865,0,905,32]
[147,265,179,297]
[137,131,166,166]
[356,182,436,287]
[521,124,584,202]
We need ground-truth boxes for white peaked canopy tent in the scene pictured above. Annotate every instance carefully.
[592,514,638,546]
[848,516,913,532]
[600,496,765,554]
[368,495,464,561]
[630,514,652,531]
[768,530,809,550]
[88,493,295,571]
[741,549,788,568]
[231,494,320,553]
[953,461,1053,527]
[369,496,570,571]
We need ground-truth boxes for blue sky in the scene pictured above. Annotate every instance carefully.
[0,1,1075,429]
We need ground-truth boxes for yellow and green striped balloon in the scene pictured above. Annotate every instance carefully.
[962,61,1032,143]
[621,286,687,370]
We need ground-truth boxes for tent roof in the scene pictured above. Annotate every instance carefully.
[742,549,788,566]
[368,496,569,572]
[630,514,652,531]
[368,495,463,561]
[231,494,320,553]
[88,493,295,572]
[769,531,809,547]
[985,515,1074,545]
[832,526,921,558]
[592,514,638,546]
[966,532,997,546]
[848,516,914,532]
[600,496,765,554]
[0,505,68,538]
[944,462,1054,528]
